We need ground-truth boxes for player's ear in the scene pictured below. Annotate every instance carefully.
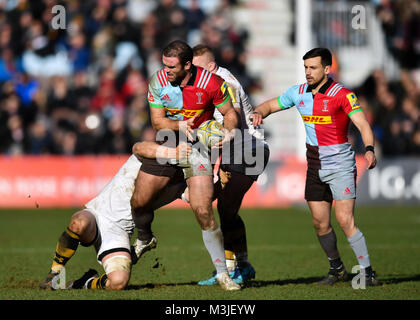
[324,65,331,75]
[208,61,216,73]
[184,61,192,71]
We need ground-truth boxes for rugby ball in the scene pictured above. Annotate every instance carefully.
[197,120,225,148]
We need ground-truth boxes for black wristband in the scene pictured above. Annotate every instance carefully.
[365,145,374,153]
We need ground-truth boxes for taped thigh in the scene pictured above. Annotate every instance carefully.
[103,255,131,274]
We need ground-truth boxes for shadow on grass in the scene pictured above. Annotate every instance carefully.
[126,281,197,290]
[244,276,323,288]
[245,273,420,288]
[381,274,420,285]
[126,277,324,290]
[126,274,420,290]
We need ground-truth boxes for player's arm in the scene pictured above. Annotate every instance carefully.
[150,107,197,138]
[217,98,240,130]
[132,141,191,161]
[212,80,240,130]
[148,77,196,138]
[343,91,376,169]
[147,81,181,131]
[149,99,197,141]
[251,98,282,126]
[349,110,377,169]
[210,99,239,149]
[252,86,297,127]
[226,82,243,119]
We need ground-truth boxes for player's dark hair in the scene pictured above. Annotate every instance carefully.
[163,40,193,66]
[303,48,332,67]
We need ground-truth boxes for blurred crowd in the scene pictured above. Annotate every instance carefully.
[351,68,420,156]
[375,0,420,70]
[1,0,419,158]
[0,0,252,155]
[348,0,420,157]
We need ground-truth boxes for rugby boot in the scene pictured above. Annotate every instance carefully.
[318,266,349,285]
[198,269,237,286]
[131,236,157,264]
[365,270,381,286]
[217,272,241,291]
[67,269,99,289]
[232,264,256,284]
[39,270,60,290]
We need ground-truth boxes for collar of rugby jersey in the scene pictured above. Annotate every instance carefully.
[307,77,334,95]
[179,65,198,89]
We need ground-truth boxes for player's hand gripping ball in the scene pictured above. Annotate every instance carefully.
[197,120,225,148]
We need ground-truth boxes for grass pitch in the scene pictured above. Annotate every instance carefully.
[0,206,419,300]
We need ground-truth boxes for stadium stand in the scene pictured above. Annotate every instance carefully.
[0,0,419,159]
[0,0,256,155]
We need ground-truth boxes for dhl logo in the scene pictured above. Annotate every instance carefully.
[165,107,205,118]
[301,115,332,124]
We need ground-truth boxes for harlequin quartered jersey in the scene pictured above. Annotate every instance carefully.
[277,78,362,169]
[147,65,230,129]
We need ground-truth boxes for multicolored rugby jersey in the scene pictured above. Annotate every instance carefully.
[147,65,230,129]
[277,78,362,169]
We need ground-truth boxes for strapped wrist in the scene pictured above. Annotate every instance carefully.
[365,145,374,153]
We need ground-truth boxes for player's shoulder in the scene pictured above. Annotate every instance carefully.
[284,83,307,96]
[196,66,223,91]
[216,66,240,86]
[150,68,169,88]
[325,81,353,97]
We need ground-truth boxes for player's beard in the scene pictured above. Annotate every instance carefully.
[169,68,188,86]
[308,74,327,89]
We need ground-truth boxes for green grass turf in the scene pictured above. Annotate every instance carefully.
[0,206,419,300]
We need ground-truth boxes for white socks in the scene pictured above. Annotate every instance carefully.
[202,227,228,275]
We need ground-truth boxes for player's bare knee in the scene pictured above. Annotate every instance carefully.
[69,211,92,235]
[103,255,131,290]
[312,218,330,234]
[107,271,129,290]
[130,193,141,210]
[130,194,150,212]
[193,206,214,229]
[336,213,354,230]
[337,215,355,237]
[193,205,209,217]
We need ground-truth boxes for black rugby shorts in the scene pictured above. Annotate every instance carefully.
[304,166,333,202]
